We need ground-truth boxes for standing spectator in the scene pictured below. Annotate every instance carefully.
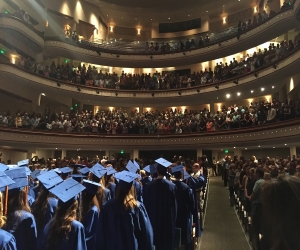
[15,113,22,128]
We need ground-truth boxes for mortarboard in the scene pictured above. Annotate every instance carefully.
[116,171,138,189]
[71,174,85,183]
[30,170,47,180]
[78,167,90,176]
[155,158,172,168]
[171,165,184,173]
[106,166,117,175]
[143,165,151,173]
[133,160,140,170]
[49,177,85,203]
[183,171,191,181]
[0,163,8,172]
[0,170,15,190]
[17,159,29,167]
[53,168,62,174]
[126,161,138,173]
[91,164,107,179]
[7,165,17,169]
[60,166,72,174]
[37,170,63,190]
[83,179,101,196]
[2,167,28,191]
[24,167,31,176]
[150,163,158,175]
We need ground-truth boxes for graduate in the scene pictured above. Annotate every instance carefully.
[81,180,101,250]
[90,163,111,204]
[97,170,154,250]
[31,170,63,246]
[39,177,87,250]
[143,158,177,250]
[0,170,17,250]
[171,165,195,250]
[140,165,152,186]
[125,161,143,203]
[104,166,117,199]
[3,167,38,250]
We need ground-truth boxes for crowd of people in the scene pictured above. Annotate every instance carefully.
[1,98,299,134]
[0,154,208,250]
[219,153,300,250]
[16,32,299,91]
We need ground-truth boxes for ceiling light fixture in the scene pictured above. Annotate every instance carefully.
[251,90,254,93]
[237,92,241,96]
[261,87,265,91]
[226,94,230,98]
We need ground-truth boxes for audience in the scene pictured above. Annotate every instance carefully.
[1,97,299,134]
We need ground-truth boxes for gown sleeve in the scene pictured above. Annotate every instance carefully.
[70,221,87,250]
[135,203,154,250]
[82,207,99,250]
[3,237,17,250]
[104,188,111,203]
[0,230,17,250]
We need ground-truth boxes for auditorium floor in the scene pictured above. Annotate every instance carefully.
[199,176,251,250]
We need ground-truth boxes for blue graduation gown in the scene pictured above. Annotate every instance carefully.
[104,188,111,203]
[81,205,99,250]
[39,220,87,250]
[143,178,177,250]
[32,185,41,199]
[28,195,35,207]
[187,174,205,237]
[173,180,195,245]
[4,210,37,250]
[0,229,17,250]
[97,199,153,250]
[28,187,36,200]
[107,182,116,199]
[141,176,152,186]
[133,180,143,203]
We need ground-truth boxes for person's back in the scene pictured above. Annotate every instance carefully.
[144,177,177,250]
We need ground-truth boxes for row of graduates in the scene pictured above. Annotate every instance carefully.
[0,157,206,250]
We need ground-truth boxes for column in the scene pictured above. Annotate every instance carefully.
[105,151,110,159]
[278,85,287,103]
[209,99,215,114]
[197,148,202,161]
[290,146,296,158]
[234,148,241,158]
[139,105,144,114]
[61,150,66,159]
[132,149,139,160]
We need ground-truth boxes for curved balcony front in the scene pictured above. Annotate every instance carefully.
[0,14,44,57]
[0,45,299,107]
[43,5,300,68]
[0,119,299,151]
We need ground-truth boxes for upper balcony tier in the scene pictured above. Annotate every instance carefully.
[43,3,300,68]
[0,45,299,107]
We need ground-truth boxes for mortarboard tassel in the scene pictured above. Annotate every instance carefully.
[4,186,8,215]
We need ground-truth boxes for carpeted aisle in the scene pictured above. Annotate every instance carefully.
[199,176,251,250]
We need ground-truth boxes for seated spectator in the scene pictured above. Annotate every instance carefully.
[198,37,204,47]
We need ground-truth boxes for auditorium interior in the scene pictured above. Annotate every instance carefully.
[0,0,300,249]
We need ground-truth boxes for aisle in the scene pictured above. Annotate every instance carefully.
[199,176,251,250]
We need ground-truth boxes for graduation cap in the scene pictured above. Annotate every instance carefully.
[49,177,85,203]
[155,158,172,168]
[91,164,107,179]
[53,168,62,174]
[78,167,90,176]
[150,163,158,175]
[171,165,184,174]
[143,165,151,173]
[126,161,139,173]
[17,159,29,167]
[106,166,117,175]
[37,170,63,190]
[30,169,47,180]
[183,170,191,181]
[0,170,15,190]
[116,171,139,189]
[133,160,140,170]
[71,174,85,183]
[2,167,28,191]
[0,163,8,172]
[83,179,101,196]
[24,167,31,176]
[60,166,72,174]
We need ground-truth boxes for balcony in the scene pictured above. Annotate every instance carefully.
[43,2,300,68]
[0,14,44,57]
[0,119,299,150]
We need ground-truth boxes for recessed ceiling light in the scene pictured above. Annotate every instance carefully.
[273,147,275,148]
[234,147,236,148]
[237,92,241,96]
[261,87,265,91]
[251,90,254,93]
[245,148,247,150]
[188,14,190,16]
[258,145,260,147]
[285,144,287,146]
[41,93,46,96]
[168,17,170,19]
[272,86,275,88]
[226,94,230,98]
[151,18,152,20]
[206,10,208,12]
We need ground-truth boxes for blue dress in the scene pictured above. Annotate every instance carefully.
[143,178,177,250]
[4,210,37,250]
[39,220,87,250]
[97,199,153,250]
[81,205,99,250]
[0,229,17,250]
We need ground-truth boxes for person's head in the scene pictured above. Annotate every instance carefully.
[192,163,200,174]
[116,182,138,210]
[262,176,300,249]
[255,168,264,179]
[157,164,167,176]
[173,171,183,180]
